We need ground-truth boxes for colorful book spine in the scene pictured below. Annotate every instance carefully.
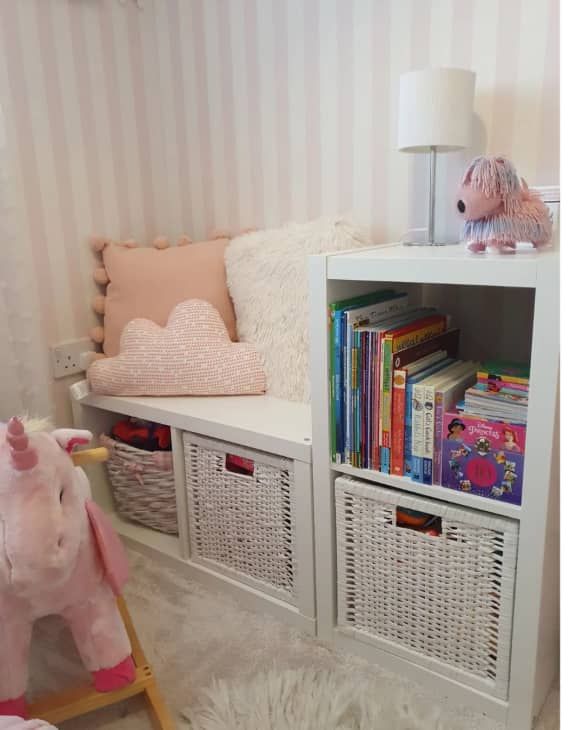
[422,377,438,484]
[389,368,407,474]
[355,332,359,467]
[389,329,460,476]
[371,333,376,470]
[405,359,454,480]
[411,382,427,483]
[380,338,393,453]
[332,308,344,463]
[367,332,373,469]
[341,311,349,463]
[362,332,368,468]
[351,330,359,466]
[404,380,420,480]
[380,316,447,465]
[360,332,367,468]
[342,291,409,464]
[433,390,446,485]
[328,308,335,461]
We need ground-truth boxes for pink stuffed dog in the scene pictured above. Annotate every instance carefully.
[0,418,135,719]
[457,155,552,254]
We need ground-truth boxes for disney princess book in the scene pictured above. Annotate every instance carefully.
[440,412,525,505]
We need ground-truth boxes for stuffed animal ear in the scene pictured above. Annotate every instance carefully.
[52,428,93,454]
[86,501,129,596]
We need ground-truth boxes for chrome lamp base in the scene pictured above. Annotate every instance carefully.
[402,239,460,247]
[403,145,461,248]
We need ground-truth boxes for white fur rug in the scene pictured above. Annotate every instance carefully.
[225,218,370,402]
[28,550,558,730]
[185,667,458,730]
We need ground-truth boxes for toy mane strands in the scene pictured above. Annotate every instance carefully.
[463,156,522,201]
[464,206,552,243]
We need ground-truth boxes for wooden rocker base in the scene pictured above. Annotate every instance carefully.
[28,597,175,729]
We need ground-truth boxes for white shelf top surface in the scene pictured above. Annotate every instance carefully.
[325,242,558,288]
[72,381,312,463]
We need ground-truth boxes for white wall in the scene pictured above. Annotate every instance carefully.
[0,0,559,423]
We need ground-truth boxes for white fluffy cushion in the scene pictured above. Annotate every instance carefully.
[225,218,370,402]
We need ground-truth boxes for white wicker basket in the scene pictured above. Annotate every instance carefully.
[335,476,519,699]
[100,434,178,535]
[183,433,296,603]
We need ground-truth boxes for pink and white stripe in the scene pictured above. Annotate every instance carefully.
[0,0,559,412]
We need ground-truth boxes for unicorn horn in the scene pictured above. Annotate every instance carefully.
[7,417,38,471]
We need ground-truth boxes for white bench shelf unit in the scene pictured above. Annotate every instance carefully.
[309,244,559,729]
[70,383,315,635]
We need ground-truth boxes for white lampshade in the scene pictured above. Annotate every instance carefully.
[398,68,476,152]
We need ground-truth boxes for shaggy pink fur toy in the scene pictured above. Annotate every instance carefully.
[457,155,552,254]
[0,419,135,719]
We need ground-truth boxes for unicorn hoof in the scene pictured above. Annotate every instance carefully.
[0,695,27,718]
[93,655,136,692]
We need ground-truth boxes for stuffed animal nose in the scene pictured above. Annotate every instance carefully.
[457,200,466,213]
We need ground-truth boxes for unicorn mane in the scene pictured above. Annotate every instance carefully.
[18,415,54,433]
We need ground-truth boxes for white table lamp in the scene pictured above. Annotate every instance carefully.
[398,68,476,246]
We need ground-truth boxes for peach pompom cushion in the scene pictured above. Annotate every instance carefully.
[87,299,265,397]
[100,239,237,357]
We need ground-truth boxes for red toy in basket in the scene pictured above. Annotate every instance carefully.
[111,418,171,451]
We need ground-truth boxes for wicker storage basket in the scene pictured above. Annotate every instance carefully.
[100,434,178,535]
[183,433,296,603]
[335,476,519,699]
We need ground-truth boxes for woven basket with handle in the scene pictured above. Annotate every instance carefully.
[100,434,178,535]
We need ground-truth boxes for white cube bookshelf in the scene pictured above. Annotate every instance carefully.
[309,243,559,729]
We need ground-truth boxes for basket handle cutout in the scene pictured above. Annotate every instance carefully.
[395,507,442,537]
[225,453,255,477]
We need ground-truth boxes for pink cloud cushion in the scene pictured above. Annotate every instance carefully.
[101,239,237,357]
[87,299,266,397]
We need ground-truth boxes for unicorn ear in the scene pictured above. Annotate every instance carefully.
[52,429,93,454]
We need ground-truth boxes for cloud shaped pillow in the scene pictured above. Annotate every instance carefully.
[88,300,266,397]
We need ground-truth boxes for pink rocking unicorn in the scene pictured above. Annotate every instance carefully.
[0,418,135,719]
[456,155,552,254]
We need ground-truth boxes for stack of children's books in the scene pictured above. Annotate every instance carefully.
[439,361,529,505]
[328,290,479,486]
[457,361,529,424]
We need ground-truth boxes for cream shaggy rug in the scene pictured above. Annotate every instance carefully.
[26,550,558,730]
[185,666,478,730]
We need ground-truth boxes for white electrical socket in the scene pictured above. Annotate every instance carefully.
[51,338,96,379]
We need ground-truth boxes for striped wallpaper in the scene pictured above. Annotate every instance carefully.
[0,0,558,417]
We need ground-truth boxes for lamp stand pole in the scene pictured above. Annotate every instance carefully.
[402,144,457,246]
[428,145,437,245]
[404,144,454,247]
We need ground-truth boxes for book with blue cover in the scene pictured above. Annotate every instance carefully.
[328,289,408,463]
